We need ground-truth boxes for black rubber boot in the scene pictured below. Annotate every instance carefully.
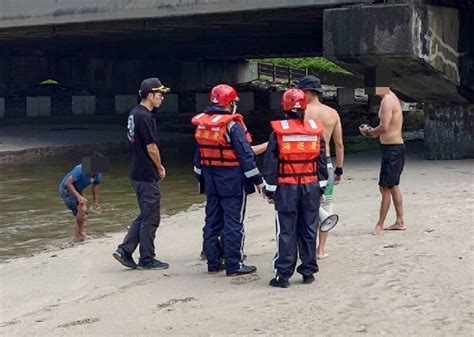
[269,277,290,288]
[226,264,257,276]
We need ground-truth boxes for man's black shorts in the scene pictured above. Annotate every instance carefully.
[379,144,405,188]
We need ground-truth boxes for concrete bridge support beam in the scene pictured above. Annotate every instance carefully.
[324,3,469,103]
[324,3,474,159]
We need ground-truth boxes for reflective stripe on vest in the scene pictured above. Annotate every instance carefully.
[191,113,252,167]
[270,119,323,185]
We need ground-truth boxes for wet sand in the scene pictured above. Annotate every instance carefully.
[1,149,473,336]
[0,124,194,163]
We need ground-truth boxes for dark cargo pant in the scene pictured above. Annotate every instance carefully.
[273,183,321,279]
[203,193,247,274]
[119,180,161,265]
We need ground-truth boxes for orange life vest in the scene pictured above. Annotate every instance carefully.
[271,119,323,185]
[191,113,252,167]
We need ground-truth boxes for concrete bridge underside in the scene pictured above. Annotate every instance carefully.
[0,0,473,159]
[0,1,371,103]
[0,0,377,59]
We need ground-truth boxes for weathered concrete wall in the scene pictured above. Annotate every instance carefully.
[324,4,472,103]
[195,94,210,114]
[72,96,95,116]
[115,95,137,115]
[26,97,51,117]
[337,88,355,106]
[459,10,474,96]
[270,92,284,111]
[0,57,8,97]
[413,6,460,85]
[179,61,257,92]
[160,94,179,113]
[0,52,256,117]
[0,98,5,118]
[424,103,474,159]
[0,53,182,98]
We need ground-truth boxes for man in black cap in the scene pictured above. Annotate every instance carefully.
[113,77,170,270]
[297,75,345,260]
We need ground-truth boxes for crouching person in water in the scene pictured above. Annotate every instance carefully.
[59,155,109,242]
[192,84,264,276]
[263,88,328,288]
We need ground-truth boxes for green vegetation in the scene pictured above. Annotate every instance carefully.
[257,57,351,74]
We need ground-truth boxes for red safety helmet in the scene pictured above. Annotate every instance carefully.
[281,88,307,111]
[210,84,239,106]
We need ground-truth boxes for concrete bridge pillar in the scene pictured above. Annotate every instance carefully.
[0,97,5,118]
[324,3,474,159]
[424,103,474,160]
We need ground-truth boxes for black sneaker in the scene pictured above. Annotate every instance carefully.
[113,248,137,269]
[302,274,315,284]
[137,259,169,270]
[226,264,257,276]
[269,277,290,288]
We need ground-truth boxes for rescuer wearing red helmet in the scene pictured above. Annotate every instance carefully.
[192,84,264,276]
[262,88,328,288]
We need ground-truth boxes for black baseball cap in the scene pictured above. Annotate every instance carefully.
[139,77,170,96]
[296,75,324,93]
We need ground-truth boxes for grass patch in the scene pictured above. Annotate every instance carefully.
[257,57,351,74]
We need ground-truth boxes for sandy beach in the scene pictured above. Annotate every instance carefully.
[1,146,473,336]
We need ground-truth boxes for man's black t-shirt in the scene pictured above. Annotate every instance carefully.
[127,105,159,182]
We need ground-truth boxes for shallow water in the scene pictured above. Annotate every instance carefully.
[0,134,421,261]
[0,154,204,260]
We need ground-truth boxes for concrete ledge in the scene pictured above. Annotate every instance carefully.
[115,95,137,115]
[72,96,96,116]
[26,96,51,117]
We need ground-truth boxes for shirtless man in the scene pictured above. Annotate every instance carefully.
[359,84,405,235]
[298,76,344,259]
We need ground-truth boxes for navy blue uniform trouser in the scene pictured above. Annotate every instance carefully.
[203,193,247,273]
[273,183,320,279]
[119,180,161,265]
